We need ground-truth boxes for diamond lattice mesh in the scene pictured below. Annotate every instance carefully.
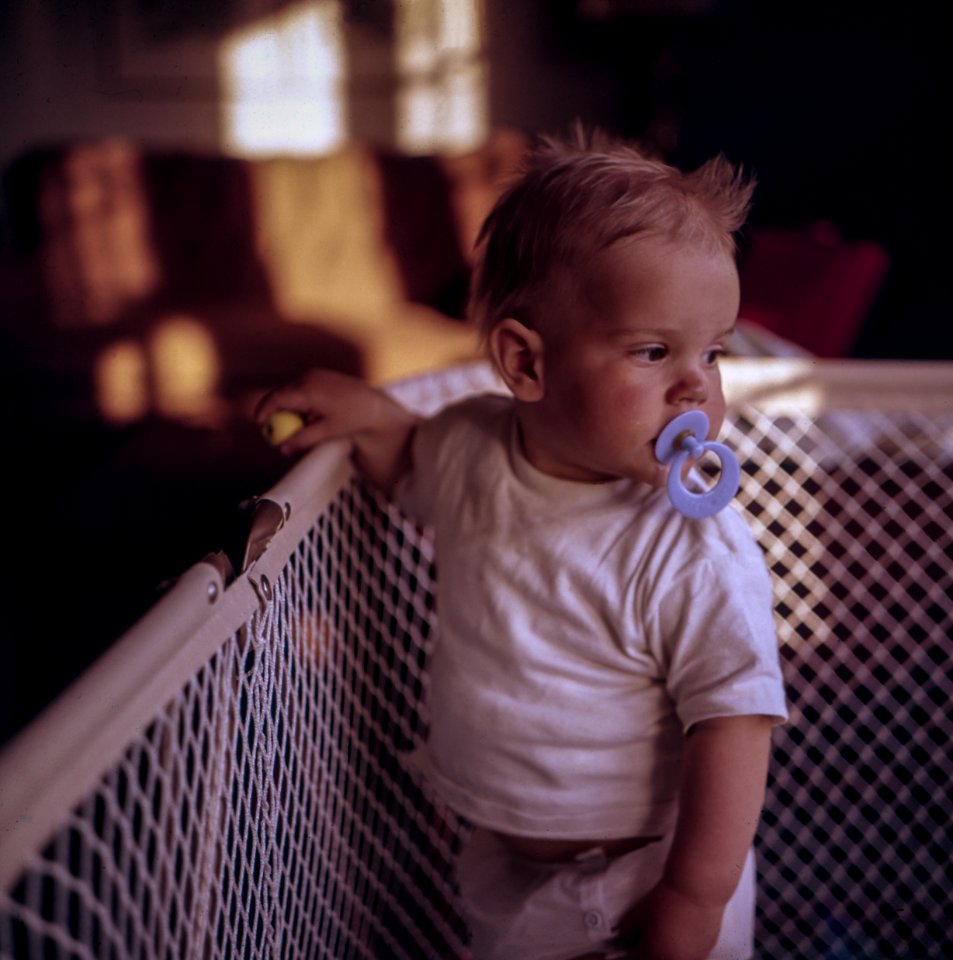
[1,481,467,960]
[2,387,951,959]
[725,408,953,958]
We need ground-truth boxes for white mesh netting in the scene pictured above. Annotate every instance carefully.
[0,481,465,960]
[1,361,951,959]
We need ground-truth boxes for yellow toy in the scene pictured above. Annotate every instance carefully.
[261,410,304,446]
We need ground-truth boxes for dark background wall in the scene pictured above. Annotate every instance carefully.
[483,0,951,360]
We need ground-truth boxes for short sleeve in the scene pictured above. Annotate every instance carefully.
[392,393,510,526]
[653,536,789,731]
[392,414,443,526]
[394,403,466,526]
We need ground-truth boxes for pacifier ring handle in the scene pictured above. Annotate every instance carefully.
[654,411,741,519]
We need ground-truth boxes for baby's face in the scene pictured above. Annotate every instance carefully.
[520,235,739,487]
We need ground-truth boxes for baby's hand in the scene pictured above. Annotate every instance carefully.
[254,369,394,455]
[255,368,418,494]
[615,880,724,960]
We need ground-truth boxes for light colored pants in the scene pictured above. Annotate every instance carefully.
[456,829,756,960]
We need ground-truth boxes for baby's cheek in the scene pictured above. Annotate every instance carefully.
[611,386,655,428]
[705,396,728,439]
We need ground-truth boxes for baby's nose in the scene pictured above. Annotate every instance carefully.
[670,366,709,406]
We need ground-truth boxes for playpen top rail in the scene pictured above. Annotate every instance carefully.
[722,357,953,413]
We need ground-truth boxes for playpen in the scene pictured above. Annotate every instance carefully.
[1,358,951,959]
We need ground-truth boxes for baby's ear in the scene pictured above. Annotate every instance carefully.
[488,319,545,401]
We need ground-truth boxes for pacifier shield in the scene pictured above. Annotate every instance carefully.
[653,410,740,519]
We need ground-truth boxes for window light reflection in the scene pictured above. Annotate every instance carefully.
[219,0,487,157]
[219,1,347,156]
[395,0,487,153]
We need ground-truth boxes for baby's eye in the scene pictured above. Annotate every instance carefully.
[704,347,728,365]
[630,345,667,362]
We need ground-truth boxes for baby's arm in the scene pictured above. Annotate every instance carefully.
[255,369,419,496]
[621,714,774,960]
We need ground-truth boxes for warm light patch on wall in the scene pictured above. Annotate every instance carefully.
[95,339,149,424]
[94,318,223,424]
[395,0,488,153]
[150,316,222,422]
[219,1,347,156]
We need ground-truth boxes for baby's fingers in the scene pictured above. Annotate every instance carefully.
[255,369,364,423]
[272,415,361,455]
[254,383,311,424]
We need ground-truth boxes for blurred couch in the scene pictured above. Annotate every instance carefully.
[0,132,526,741]
[2,131,529,395]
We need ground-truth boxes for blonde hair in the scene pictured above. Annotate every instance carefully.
[469,128,754,340]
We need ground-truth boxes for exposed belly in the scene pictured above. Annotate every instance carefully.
[493,830,665,862]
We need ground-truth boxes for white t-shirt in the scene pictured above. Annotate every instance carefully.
[395,393,788,839]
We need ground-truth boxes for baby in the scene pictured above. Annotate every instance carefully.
[256,131,788,960]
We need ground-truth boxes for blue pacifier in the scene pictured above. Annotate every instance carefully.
[654,411,740,519]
